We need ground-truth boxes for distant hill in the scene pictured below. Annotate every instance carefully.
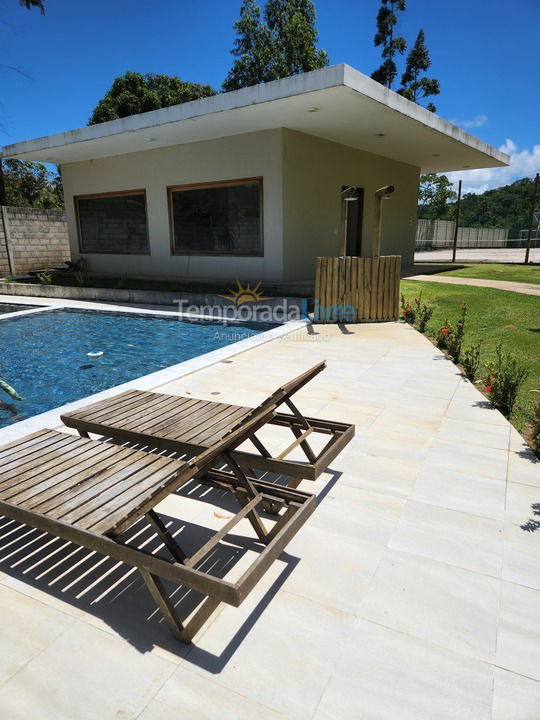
[453,177,537,236]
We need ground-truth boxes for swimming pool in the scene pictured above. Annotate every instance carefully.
[0,308,275,428]
[0,303,40,314]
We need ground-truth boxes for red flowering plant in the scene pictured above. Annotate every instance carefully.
[400,294,416,325]
[484,374,495,394]
[400,294,433,333]
[483,344,529,418]
[436,319,453,350]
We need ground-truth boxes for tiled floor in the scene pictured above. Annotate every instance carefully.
[0,318,539,718]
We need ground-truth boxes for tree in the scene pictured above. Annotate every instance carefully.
[88,72,216,125]
[398,29,439,111]
[455,177,539,234]
[222,0,273,91]
[418,173,455,219]
[2,159,63,209]
[223,0,328,91]
[371,0,406,89]
[265,0,329,78]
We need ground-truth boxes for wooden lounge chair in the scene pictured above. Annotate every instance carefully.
[61,361,354,485]
[0,401,316,643]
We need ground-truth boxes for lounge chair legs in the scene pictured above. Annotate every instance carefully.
[146,510,188,564]
[139,569,220,643]
[222,451,268,542]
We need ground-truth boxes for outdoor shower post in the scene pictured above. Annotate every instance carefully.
[372,185,394,258]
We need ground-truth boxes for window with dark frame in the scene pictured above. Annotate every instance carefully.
[169,179,263,256]
[76,191,149,254]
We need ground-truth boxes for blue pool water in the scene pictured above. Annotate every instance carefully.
[0,303,40,314]
[0,308,275,428]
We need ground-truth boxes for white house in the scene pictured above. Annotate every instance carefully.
[2,65,508,284]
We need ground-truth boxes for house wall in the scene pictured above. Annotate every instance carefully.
[61,129,284,282]
[282,129,420,281]
[60,127,419,285]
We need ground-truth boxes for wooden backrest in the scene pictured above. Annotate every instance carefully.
[221,361,326,441]
[188,402,277,474]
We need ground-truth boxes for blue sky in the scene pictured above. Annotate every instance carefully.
[1,0,538,194]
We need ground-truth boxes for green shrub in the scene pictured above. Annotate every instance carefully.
[401,293,433,332]
[413,295,433,333]
[436,319,452,350]
[484,344,530,418]
[37,269,53,285]
[462,343,481,382]
[400,294,416,324]
[446,304,467,363]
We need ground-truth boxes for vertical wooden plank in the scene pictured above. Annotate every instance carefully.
[343,256,351,322]
[379,257,385,321]
[314,257,322,323]
[364,257,372,320]
[332,257,339,323]
[351,256,358,322]
[356,257,364,322]
[370,256,378,321]
[380,257,388,319]
[383,257,391,319]
[389,256,396,320]
[339,256,345,319]
[394,255,401,320]
[377,257,383,319]
[323,258,331,324]
[388,257,395,319]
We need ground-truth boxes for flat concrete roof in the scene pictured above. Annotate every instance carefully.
[2,64,509,173]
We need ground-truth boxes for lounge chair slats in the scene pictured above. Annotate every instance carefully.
[62,362,355,482]
[0,401,316,643]
[0,430,188,536]
[4,442,130,505]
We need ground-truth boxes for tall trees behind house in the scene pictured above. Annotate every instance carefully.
[223,0,328,91]
[371,0,406,89]
[371,1,439,112]
[399,29,439,112]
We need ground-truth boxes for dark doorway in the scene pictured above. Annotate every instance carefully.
[342,186,364,256]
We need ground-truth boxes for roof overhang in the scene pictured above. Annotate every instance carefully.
[1,64,509,173]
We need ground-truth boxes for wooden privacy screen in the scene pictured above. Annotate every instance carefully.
[314,255,401,323]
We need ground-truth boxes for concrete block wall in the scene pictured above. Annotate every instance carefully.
[0,214,8,274]
[0,206,71,275]
[416,219,509,248]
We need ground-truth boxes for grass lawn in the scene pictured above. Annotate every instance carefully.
[401,280,540,434]
[437,263,540,285]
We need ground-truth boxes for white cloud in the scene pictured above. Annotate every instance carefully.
[450,114,488,129]
[445,139,540,195]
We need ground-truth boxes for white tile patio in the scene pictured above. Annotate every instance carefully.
[0,311,539,718]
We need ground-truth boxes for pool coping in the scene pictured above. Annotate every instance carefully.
[0,294,310,444]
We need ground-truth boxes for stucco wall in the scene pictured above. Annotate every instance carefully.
[281,129,420,281]
[61,129,284,282]
[60,127,419,284]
